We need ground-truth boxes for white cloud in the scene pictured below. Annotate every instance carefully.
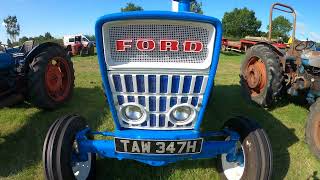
[1,22,5,27]
[310,32,320,42]
[295,10,304,18]
[296,22,307,40]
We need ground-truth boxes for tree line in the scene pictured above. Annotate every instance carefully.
[1,1,317,47]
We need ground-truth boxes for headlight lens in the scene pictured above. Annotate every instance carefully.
[169,104,196,125]
[123,105,143,121]
[172,106,191,121]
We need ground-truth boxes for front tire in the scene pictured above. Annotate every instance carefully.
[28,45,75,109]
[306,99,320,159]
[43,114,96,180]
[217,117,273,180]
[240,44,283,107]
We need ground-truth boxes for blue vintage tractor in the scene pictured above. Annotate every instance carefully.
[0,40,74,109]
[240,3,320,159]
[43,0,273,179]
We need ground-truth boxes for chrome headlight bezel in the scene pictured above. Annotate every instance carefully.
[119,103,147,124]
[168,104,197,125]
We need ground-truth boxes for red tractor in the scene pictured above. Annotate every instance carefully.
[64,35,95,56]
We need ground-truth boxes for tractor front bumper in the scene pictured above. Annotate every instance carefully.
[75,128,241,166]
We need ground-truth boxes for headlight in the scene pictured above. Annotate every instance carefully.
[172,106,191,121]
[120,103,147,124]
[169,104,196,125]
[124,105,142,120]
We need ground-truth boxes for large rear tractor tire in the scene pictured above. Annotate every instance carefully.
[240,44,283,107]
[28,45,74,109]
[43,114,96,180]
[217,117,273,180]
[306,99,320,159]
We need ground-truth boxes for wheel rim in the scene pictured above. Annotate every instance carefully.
[221,142,245,180]
[71,141,92,180]
[45,57,72,102]
[244,56,267,97]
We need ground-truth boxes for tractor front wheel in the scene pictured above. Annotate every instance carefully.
[28,45,74,109]
[43,114,96,180]
[240,44,283,107]
[306,99,320,159]
[217,116,273,180]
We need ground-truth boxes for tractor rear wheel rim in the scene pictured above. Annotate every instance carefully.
[45,57,72,102]
[245,57,267,97]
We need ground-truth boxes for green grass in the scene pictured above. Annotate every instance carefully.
[0,53,320,180]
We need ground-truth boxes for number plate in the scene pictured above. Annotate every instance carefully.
[114,138,203,155]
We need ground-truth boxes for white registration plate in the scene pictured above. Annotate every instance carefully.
[115,138,203,155]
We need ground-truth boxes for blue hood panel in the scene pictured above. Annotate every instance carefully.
[0,52,14,70]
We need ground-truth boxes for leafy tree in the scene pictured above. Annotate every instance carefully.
[190,0,203,14]
[7,39,12,47]
[121,3,143,12]
[3,16,20,42]
[44,32,54,40]
[19,36,29,43]
[267,16,292,41]
[222,8,261,38]
[17,33,63,46]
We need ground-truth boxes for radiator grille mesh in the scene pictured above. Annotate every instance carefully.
[105,21,211,64]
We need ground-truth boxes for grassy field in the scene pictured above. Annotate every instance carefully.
[0,53,320,180]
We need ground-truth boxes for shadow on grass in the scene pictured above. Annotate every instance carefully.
[94,85,298,180]
[0,85,299,179]
[204,85,299,180]
[220,51,242,56]
[0,86,108,177]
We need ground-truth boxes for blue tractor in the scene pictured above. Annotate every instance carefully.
[240,3,320,159]
[43,0,273,179]
[0,41,74,109]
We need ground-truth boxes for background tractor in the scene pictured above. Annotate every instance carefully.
[0,40,75,109]
[63,34,95,56]
[241,3,320,159]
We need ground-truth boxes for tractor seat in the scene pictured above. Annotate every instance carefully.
[19,40,34,54]
[10,40,35,58]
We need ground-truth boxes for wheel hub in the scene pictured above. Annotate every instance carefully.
[45,58,72,102]
[221,142,245,180]
[46,62,63,92]
[245,57,267,96]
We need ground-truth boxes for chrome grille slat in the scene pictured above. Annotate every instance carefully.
[201,76,208,94]
[109,72,208,130]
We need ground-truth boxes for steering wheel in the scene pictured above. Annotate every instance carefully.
[295,41,316,51]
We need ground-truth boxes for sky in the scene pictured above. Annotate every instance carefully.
[0,0,319,43]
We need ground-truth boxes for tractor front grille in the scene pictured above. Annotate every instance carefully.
[108,72,208,130]
[102,19,216,130]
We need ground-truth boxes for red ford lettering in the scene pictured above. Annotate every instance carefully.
[159,40,179,51]
[184,41,203,53]
[116,39,133,51]
[136,39,156,51]
[116,39,203,52]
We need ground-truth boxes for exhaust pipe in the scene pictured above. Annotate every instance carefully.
[172,0,191,12]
